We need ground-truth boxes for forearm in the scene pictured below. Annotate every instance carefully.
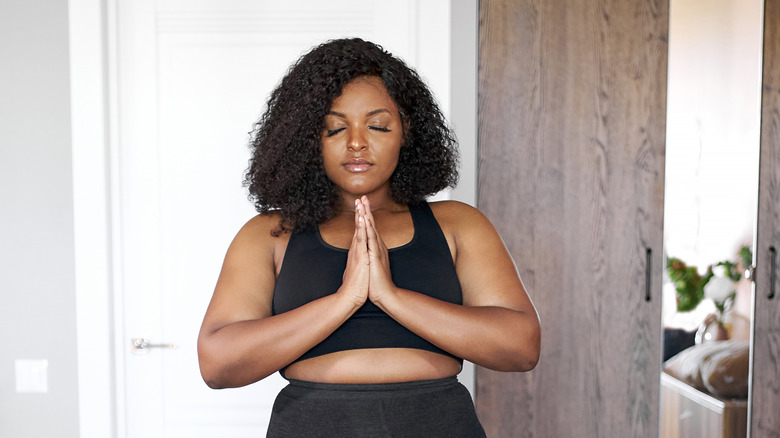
[373,288,541,372]
[198,291,358,388]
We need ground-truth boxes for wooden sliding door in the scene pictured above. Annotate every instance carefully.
[752,1,780,436]
[475,1,668,436]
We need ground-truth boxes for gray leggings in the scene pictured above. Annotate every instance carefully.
[266,377,486,437]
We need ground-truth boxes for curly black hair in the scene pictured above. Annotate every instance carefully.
[244,38,459,235]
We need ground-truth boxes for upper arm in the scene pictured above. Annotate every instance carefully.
[433,202,534,311]
[199,215,281,336]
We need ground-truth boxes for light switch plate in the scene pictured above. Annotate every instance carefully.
[15,359,48,393]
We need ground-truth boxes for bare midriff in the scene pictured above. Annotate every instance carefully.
[282,348,462,383]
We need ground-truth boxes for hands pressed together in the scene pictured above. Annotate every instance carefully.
[198,195,541,388]
[340,196,397,309]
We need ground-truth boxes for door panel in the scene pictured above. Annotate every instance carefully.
[752,0,780,435]
[475,1,668,436]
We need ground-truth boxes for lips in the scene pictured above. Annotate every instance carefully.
[343,158,373,173]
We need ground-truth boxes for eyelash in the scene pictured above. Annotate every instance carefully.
[325,126,391,137]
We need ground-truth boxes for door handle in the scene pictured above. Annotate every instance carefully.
[645,247,652,302]
[770,246,777,300]
[131,337,176,354]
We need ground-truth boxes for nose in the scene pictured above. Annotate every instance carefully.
[347,127,368,151]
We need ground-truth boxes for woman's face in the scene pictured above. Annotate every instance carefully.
[321,76,404,201]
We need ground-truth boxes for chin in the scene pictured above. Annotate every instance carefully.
[339,181,387,196]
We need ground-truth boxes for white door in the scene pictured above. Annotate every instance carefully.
[112,1,451,436]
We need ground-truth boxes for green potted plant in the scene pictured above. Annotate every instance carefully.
[666,246,752,344]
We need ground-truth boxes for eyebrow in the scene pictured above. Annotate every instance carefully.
[326,109,392,118]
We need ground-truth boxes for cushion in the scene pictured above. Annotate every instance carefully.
[663,340,749,398]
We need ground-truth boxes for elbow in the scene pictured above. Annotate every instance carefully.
[200,361,228,389]
[479,315,541,372]
[198,357,224,390]
[197,336,230,389]
[197,335,273,389]
[521,322,542,371]
[516,351,539,372]
[200,363,271,390]
[506,322,541,372]
[488,351,538,373]
[522,330,541,371]
[205,378,231,390]
[199,358,237,390]
[503,347,539,373]
[202,374,226,390]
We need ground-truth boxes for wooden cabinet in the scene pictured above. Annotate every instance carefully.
[476,1,780,437]
[475,1,668,436]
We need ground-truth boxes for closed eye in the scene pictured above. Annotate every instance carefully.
[369,126,391,132]
[326,127,346,137]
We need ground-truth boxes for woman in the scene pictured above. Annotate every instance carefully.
[198,38,540,437]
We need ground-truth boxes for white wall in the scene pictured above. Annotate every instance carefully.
[450,0,478,206]
[0,1,81,437]
[447,0,479,396]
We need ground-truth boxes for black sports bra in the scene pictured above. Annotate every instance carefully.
[272,201,463,366]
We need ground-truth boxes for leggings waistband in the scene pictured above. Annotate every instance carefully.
[285,376,458,392]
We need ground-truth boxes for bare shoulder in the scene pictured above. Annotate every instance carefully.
[429,200,526,308]
[428,200,495,236]
[236,212,281,240]
[204,212,289,329]
[228,212,291,266]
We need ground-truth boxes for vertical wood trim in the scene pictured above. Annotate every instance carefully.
[476,0,668,436]
[752,0,780,436]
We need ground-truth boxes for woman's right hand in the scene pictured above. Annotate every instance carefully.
[339,200,370,308]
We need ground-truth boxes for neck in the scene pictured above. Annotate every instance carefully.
[338,193,403,213]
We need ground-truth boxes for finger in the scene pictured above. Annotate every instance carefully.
[354,198,362,227]
[353,199,367,237]
[362,198,387,251]
[361,197,376,232]
[349,205,365,250]
[353,213,365,242]
[362,196,373,221]
[357,215,369,253]
[365,212,378,252]
[364,213,388,263]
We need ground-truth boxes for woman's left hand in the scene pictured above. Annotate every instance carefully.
[357,196,398,304]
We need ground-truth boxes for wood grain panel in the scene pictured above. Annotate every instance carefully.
[752,1,780,436]
[476,0,668,436]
